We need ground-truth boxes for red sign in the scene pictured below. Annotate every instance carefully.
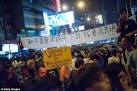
[50,0,61,12]
[56,0,61,12]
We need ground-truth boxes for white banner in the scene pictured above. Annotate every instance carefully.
[21,23,119,49]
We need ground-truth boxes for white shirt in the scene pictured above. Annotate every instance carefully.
[84,58,90,64]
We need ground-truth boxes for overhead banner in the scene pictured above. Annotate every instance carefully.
[21,23,119,49]
[43,46,72,70]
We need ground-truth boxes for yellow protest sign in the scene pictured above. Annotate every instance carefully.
[43,46,72,70]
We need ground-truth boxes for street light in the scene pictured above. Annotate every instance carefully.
[86,17,90,21]
[77,1,85,9]
[62,4,68,11]
[81,17,84,20]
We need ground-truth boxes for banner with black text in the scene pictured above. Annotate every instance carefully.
[21,23,119,49]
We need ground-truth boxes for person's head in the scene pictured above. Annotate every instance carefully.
[0,57,11,69]
[0,69,9,81]
[105,63,129,90]
[33,75,61,91]
[27,59,35,69]
[77,54,84,60]
[119,9,128,20]
[76,64,111,91]
[0,69,19,88]
[75,59,84,69]
[89,53,99,64]
[111,49,117,56]
[12,60,18,69]
[122,37,134,49]
[116,50,122,58]
[38,67,47,78]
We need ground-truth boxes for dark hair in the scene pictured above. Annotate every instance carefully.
[0,69,9,86]
[123,36,135,47]
[75,59,84,69]
[36,65,45,73]
[0,57,11,69]
[75,64,102,91]
[111,49,117,56]
[76,54,84,59]
[89,53,99,60]
[119,9,128,15]
[105,63,126,91]
[32,75,61,91]
[105,63,126,80]
[0,69,20,88]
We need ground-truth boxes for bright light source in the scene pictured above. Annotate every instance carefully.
[43,48,47,50]
[81,17,84,20]
[71,28,75,32]
[86,17,90,21]
[87,41,94,44]
[66,44,71,46]
[95,15,103,24]
[106,40,110,43]
[90,41,94,44]
[78,25,85,31]
[77,1,85,9]
[62,4,68,11]
[43,12,50,36]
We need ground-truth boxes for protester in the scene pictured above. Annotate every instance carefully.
[108,49,120,65]
[27,57,36,78]
[60,65,71,91]
[1,27,137,91]
[89,53,105,68]
[75,64,111,91]
[37,66,47,79]
[0,69,20,88]
[31,74,61,91]
[117,9,137,43]
[122,37,137,79]
[105,63,137,91]
[70,58,84,80]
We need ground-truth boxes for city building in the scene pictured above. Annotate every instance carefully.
[0,0,132,40]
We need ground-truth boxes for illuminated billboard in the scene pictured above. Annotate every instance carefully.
[2,44,18,53]
[43,11,75,27]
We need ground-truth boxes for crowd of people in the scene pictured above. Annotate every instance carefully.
[0,9,137,91]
